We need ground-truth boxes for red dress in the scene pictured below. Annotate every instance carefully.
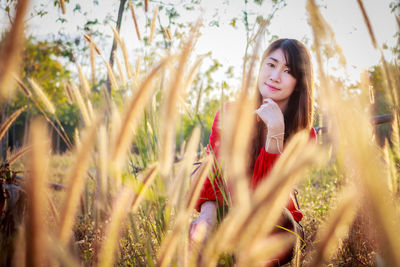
[195,108,317,222]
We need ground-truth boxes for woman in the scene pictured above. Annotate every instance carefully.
[190,39,316,266]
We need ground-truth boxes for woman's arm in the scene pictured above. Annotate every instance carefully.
[255,98,285,154]
[189,201,217,243]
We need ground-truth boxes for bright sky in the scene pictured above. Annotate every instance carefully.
[1,0,398,86]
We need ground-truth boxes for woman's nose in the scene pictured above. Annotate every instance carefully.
[269,69,281,82]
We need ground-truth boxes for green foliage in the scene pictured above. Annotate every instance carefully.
[8,36,79,151]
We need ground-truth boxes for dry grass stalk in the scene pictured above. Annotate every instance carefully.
[12,223,27,266]
[130,164,158,212]
[111,57,169,164]
[77,64,91,96]
[306,0,334,91]
[149,5,159,44]
[118,39,134,79]
[236,234,295,267]
[105,61,119,91]
[182,57,203,94]
[158,31,197,176]
[102,85,112,114]
[157,212,190,267]
[14,75,31,96]
[89,43,96,84]
[114,52,126,86]
[307,187,358,267]
[98,186,134,267]
[29,79,56,115]
[97,125,108,207]
[74,128,81,150]
[110,27,133,80]
[168,127,200,209]
[383,142,398,195]
[164,28,172,41]
[135,56,142,82]
[64,82,74,104]
[47,192,60,225]
[357,0,400,119]
[220,31,263,208]
[70,82,91,126]
[57,118,99,246]
[144,0,148,12]
[0,0,29,99]
[391,114,400,157]
[356,0,378,49]
[25,118,50,266]
[129,1,142,41]
[185,155,212,210]
[0,105,26,141]
[6,145,30,164]
[83,34,101,55]
[308,2,400,264]
[110,26,123,47]
[202,132,322,266]
[86,99,95,122]
[58,0,66,14]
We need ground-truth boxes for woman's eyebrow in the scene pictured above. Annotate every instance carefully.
[267,56,288,67]
[267,56,278,62]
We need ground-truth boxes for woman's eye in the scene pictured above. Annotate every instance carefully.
[267,63,275,67]
[284,69,291,74]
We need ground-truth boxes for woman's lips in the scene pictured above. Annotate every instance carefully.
[264,82,279,91]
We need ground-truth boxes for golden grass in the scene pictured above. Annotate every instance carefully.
[0,0,29,99]
[0,106,26,141]
[98,186,134,267]
[129,1,142,41]
[57,118,99,246]
[307,187,358,267]
[111,57,170,165]
[29,78,56,115]
[58,0,66,14]
[149,5,159,44]
[6,145,30,165]
[105,61,119,91]
[115,52,126,86]
[2,1,400,266]
[164,28,172,41]
[70,82,91,126]
[78,64,91,96]
[356,0,378,49]
[25,119,50,266]
[158,30,198,176]
[14,75,31,96]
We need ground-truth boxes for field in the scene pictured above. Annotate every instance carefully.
[1,0,400,266]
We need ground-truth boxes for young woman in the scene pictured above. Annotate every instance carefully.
[190,38,316,265]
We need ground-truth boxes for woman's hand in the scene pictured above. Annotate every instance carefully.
[189,201,217,245]
[255,98,285,132]
[255,99,285,153]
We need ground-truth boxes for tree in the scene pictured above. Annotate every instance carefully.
[6,36,79,153]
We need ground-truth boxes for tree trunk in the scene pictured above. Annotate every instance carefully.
[106,0,127,95]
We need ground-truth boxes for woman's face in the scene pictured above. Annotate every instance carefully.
[258,48,297,110]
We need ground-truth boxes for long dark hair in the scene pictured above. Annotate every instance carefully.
[248,39,314,175]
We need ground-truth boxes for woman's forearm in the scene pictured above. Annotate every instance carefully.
[200,201,217,219]
[265,125,285,154]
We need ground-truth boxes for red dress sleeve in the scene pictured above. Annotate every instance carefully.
[250,127,317,222]
[195,109,227,212]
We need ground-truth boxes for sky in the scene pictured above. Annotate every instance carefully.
[1,0,398,86]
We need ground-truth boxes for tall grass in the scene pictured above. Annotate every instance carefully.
[0,0,399,266]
